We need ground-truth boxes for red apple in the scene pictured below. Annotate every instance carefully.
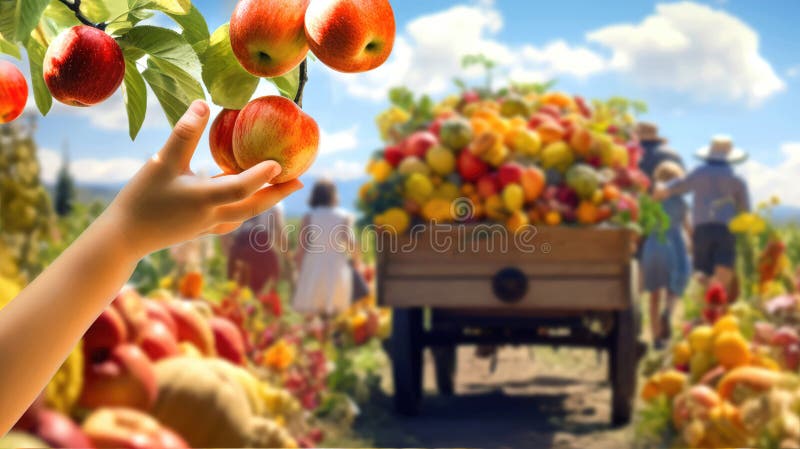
[83,306,129,361]
[35,409,94,449]
[462,90,480,104]
[80,344,158,411]
[13,394,45,432]
[83,408,189,449]
[111,287,148,341]
[230,0,310,78]
[402,131,437,159]
[538,104,562,120]
[498,162,524,188]
[457,149,489,182]
[43,26,124,106]
[142,299,177,337]
[210,317,247,366]
[209,109,242,175]
[232,95,320,184]
[383,145,404,167]
[0,61,28,124]
[305,0,395,73]
[771,327,800,347]
[163,300,216,356]
[137,321,180,362]
[476,174,500,199]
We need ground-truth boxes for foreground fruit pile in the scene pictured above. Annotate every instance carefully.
[638,234,800,448]
[358,86,652,233]
[5,269,388,448]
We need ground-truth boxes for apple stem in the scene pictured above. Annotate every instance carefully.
[57,0,108,31]
[294,59,308,108]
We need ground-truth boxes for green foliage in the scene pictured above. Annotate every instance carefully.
[142,57,205,127]
[386,87,434,134]
[54,152,75,217]
[117,25,202,79]
[12,0,49,42]
[639,194,671,240]
[0,31,20,58]
[633,395,677,449]
[23,35,51,116]
[200,24,259,110]
[122,56,147,140]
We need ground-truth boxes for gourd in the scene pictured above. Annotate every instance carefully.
[151,357,297,448]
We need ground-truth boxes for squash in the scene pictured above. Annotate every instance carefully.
[151,357,257,447]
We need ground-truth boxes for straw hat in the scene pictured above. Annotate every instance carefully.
[635,122,665,142]
[695,135,747,164]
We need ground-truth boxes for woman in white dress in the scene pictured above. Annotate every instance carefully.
[292,179,358,317]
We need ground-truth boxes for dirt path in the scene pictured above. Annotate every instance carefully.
[348,345,633,449]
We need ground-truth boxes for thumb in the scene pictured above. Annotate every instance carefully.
[158,100,210,171]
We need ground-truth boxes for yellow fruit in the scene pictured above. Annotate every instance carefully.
[369,159,393,182]
[422,198,453,222]
[641,377,662,401]
[404,173,434,204]
[540,142,574,172]
[485,195,506,221]
[659,370,688,397]
[502,184,525,212]
[690,351,715,382]
[506,210,529,233]
[375,208,410,235]
[689,325,714,353]
[712,315,740,337]
[0,275,21,311]
[545,211,562,226]
[505,128,542,156]
[673,341,692,366]
[713,331,751,369]
[432,182,459,201]
[426,146,456,176]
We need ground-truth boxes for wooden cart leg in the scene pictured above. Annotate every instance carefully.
[432,345,457,396]
[609,308,637,427]
[391,307,424,415]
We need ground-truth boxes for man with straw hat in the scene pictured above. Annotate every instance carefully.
[636,122,684,180]
[655,135,751,299]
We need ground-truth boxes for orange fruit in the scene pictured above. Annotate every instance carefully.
[640,377,662,401]
[603,184,621,202]
[673,341,692,366]
[520,167,546,202]
[576,201,599,225]
[713,331,751,369]
[178,272,203,299]
[712,315,739,337]
[540,91,574,109]
[537,120,565,144]
[545,211,562,226]
[506,210,529,233]
[659,370,688,397]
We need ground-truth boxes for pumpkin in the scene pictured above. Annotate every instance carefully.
[151,357,294,448]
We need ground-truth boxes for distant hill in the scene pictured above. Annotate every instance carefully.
[770,205,800,225]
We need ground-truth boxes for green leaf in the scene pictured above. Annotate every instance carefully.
[122,58,147,140]
[200,24,258,109]
[0,32,20,58]
[142,57,204,127]
[268,64,300,100]
[0,1,15,40]
[166,5,209,55]
[129,0,190,15]
[24,35,52,115]
[117,25,201,80]
[14,0,50,42]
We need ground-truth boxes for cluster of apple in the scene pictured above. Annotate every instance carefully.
[8,285,305,448]
[359,88,651,234]
[210,0,396,183]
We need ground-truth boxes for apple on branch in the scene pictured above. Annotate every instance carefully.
[44,26,125,107]
[0,61,28,124]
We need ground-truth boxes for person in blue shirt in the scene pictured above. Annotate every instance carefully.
[642,161,692,349]
[637,122,684,180]
[655,136,750,300]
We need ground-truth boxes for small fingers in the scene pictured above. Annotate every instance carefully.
[204,161,282,204]
[214,180,303,223]
[157,101,210,172]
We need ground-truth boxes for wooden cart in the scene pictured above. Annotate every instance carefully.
[377,224,641,426]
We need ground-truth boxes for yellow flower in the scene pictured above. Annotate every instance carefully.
[729,212,766,235]
[264,339,296,371]
[771,195,781,206]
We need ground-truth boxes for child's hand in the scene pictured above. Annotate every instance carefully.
[105,100,303,259]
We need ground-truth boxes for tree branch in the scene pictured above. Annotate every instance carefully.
[293,59,308,108]
[57,0,107,31]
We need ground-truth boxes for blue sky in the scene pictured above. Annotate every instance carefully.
[4,0,800,213]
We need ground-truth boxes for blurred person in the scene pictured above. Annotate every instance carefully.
[642,161,692,349]
[292,179,360,320]
[655,136,750,300]
[636,122,685,180]
[226,202,294,294]
[0,101,303,433]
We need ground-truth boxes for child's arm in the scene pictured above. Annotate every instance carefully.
[0,101,302,433]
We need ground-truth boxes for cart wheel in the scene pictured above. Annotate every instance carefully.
[609,308,637,427]
[432,345,457,396]
[391,308,424,415]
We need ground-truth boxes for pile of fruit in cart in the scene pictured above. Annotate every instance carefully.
[3,268,388,449]
[637,232,800,449]
[358,85,658,233]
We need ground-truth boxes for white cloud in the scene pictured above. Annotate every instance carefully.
[319,126,358,155]
[737,143,800,207]
[39,148,143,185]
[332,3,606,101]
[51,89,167,132]
[308,159,365,182]
[788,66,800,78]
[587,1,785,105]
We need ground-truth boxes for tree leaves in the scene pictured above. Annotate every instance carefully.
[117,25,201,79]
[122,57,147,140]
[0,32,20,58]
[166,5,209,55]
[200,24,258,110]
[129,0,191,16]
[24,34,52,116]
[13,0,49,42]
[270,64,301,100]
[143,57,204,127]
